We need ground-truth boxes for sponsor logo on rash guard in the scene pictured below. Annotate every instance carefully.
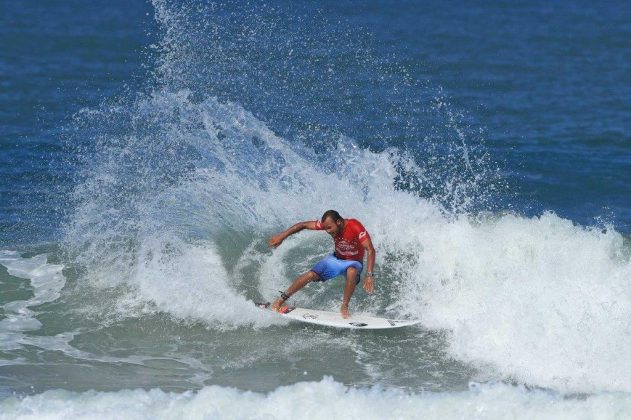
[315,218,371,262]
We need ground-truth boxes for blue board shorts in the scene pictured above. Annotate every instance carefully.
[311,254,363,284]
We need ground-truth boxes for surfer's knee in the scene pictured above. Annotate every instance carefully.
[346,266,358,278]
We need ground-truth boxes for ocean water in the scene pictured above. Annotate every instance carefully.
[1,0,631,418]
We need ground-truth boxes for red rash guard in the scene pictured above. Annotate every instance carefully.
[315,218,371,262]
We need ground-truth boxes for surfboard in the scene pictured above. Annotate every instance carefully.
[255,302,420,330]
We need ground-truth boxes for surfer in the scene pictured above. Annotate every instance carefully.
[268,210,375,318]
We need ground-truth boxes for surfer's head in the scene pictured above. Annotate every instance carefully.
[321,209,344,237]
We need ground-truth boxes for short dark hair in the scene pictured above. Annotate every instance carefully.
[321,209,342,223]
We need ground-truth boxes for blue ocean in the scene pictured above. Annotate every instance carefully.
[1,0,631,418]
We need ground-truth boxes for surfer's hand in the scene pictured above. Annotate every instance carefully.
[341,304,350,319]
[268,234,284,248]
[363,276,374,294]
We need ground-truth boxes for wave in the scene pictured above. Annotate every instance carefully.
[56,0,631,395]
[2,378,631,420]
[61,89,631,394]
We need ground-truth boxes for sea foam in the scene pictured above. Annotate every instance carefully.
[0,251,66,351]
[395,212,631,393]
[1,378,630,420]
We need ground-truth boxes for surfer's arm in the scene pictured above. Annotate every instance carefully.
[268,221,319,248]
[362,237,376,294]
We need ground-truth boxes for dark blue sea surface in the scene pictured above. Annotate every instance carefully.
[1,0,153,245]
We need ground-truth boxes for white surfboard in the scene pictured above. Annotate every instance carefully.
[255,303,420,330]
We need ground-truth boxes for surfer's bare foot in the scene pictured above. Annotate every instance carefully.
[270,298,284,312]
[341,304,350,319]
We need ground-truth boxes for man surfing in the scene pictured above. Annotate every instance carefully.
[268,210,376,318]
